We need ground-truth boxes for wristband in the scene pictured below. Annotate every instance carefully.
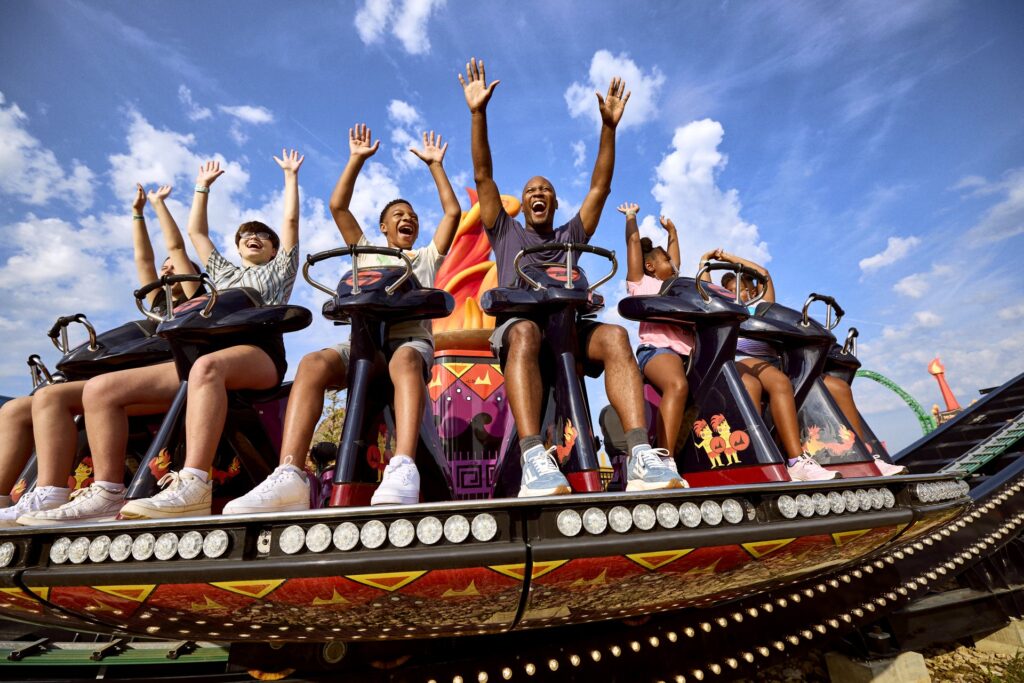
[132,214,145,220]
[194,185,210,194]
[625,211,637,219]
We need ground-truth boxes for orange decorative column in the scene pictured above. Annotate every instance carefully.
[928,357,962,411]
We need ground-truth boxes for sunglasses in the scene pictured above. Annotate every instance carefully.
[239,231,272,242]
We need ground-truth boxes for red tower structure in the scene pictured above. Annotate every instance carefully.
[928,357,962,424]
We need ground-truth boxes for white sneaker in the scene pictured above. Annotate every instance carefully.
[17,484,124,526]
[626,447,687,491]
[223,462,310,514]
[519,446,571,498]
[787,454,841,481]
[371,455,420,506]
[0,486,70,528]
[873,455,908,476]
[119,471,211,520]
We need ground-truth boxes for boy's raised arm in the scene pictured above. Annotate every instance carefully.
[579,78,630,237]
[329,124,378,246]
[273,149,304,254]
[459,57,501,230]
[187,161,225,267]
[410,130,461,255]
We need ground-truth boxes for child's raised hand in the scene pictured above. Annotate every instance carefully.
[274,148,305,174]
[147,185,172,204]
[349,124,379,160]
[132,183,147,212]
[409,130,448,165]
[616,202,639,216]
[659,215,676,232]
[196,161,225,187]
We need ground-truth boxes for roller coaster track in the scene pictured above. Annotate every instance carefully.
[3,372,1024,682]
[856,368,938,435]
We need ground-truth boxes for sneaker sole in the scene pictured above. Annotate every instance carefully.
[119,504,211,520]
[518,484,572,498]
[16,513,119,527]
[625,478,686,492]
[222,500,311,515]
[370,494,420,506]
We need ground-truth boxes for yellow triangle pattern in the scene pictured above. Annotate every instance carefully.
[442,581,480,598]
[0,587,42,604]
[443,362,474,378]
[832,529,872,546]
[346,571,426,592]
[312,589,349,606]
[742,538,796,559]
[27,587,49,601]
[489,560,568,581]
[94,585,156,603]
[627,549,695,571]
[210,579,284,599]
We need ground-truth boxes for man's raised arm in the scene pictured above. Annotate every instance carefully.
[459,57,502,230]
[579,77,630,237]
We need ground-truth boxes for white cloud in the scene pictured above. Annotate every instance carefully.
[965,168,1024,243]
[387,99,422,127]
[0,92,95,209]
[564,50,665,131]
[858,235,920,273]
[387,99,426,173]
[218,104,275,125]
[354,0,445,55]
[571,140,586,169]
[893,272,927,298]
[998,302,1024,321]
[177,85,211,121]
[913,310,942,327]
[650,119,769,271]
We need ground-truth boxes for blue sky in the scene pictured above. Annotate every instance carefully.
[1,0,1022,453]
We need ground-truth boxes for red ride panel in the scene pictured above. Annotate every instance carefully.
[826,461,883,479]
[684,463,790,487]
[567,470,603,493]
[330,482,377,507]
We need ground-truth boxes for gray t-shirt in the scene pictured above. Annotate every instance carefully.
[486,208,587,288]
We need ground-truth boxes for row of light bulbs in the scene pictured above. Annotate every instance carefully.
[278,513,500,554]
[48,529,230,565]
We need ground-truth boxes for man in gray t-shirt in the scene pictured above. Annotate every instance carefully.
[460,57,683,497]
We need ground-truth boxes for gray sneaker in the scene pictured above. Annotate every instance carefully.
[626,448,687,491]
[518,446,572,498]
[17,484,124,526]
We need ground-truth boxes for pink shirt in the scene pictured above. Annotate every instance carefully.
[627,276,695,356]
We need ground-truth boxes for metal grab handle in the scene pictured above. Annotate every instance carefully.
[134,273,218,323]
[800,292,845,330]
[841,327,859,356]
[47,313,97,353]
[512,242,617,292]
[304,245,415,298]
[694,260,770,306]
[27,354,54,387]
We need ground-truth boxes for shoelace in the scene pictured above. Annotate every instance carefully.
[157,472,183,492]
[69,485,100,501]
[638,448,670,470]
[529,447,560,476]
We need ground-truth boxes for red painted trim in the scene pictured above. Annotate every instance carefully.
[684,464,790,487]
[567,470,603,493]
[434,349,495,359]
[330,482,377,507]
[826,461,883,479]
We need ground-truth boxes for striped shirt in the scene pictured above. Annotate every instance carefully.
[205,246,298,306]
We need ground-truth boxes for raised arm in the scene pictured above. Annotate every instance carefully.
[187,161,225,266]
[130,184,160,305]
[579,78,631,236]
[329,124,379,246]
[619,202,644,282]
[148,185,200,298]
[660,216,680,269]
[410,130,461,255]
[717,250,776,302]
[272,148,304,253]
[697,248,722,283]
[459,57,501,229]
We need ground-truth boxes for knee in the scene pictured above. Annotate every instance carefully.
[296,352,335,386]
[507,321,541,354]
[189,355,225,387]
[389,348,423,381]
[0,397,30,427]
[824,375,850,397]
[33,384,68,414]
[666,374,688,399]
[766,373,794,396]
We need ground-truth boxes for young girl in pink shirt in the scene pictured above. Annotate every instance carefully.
[621,203,693,470]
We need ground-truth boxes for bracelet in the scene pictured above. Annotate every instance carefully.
[625,211,637,219]
[132,214,145,220]
[194,185,210,194]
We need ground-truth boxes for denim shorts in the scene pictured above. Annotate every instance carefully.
[636,345,687,374]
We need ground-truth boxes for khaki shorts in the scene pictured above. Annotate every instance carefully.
[328,337,434,381]
[489,315,604,378]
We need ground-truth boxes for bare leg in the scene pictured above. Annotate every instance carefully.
[642,353,689,453]
[0,396,35,494]
[740,359,802,458]
[823,375,866,440]
[182,346,278,472]
[31,382,88,487]
[278,350,347,464]
[736,361,764,409]
[83,363,180,483]
[389,347,426,459]
[504,321,544,438]
[586,324,646,432]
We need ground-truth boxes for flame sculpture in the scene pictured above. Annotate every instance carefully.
[928,357,962,412]
[433,189,521,349]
